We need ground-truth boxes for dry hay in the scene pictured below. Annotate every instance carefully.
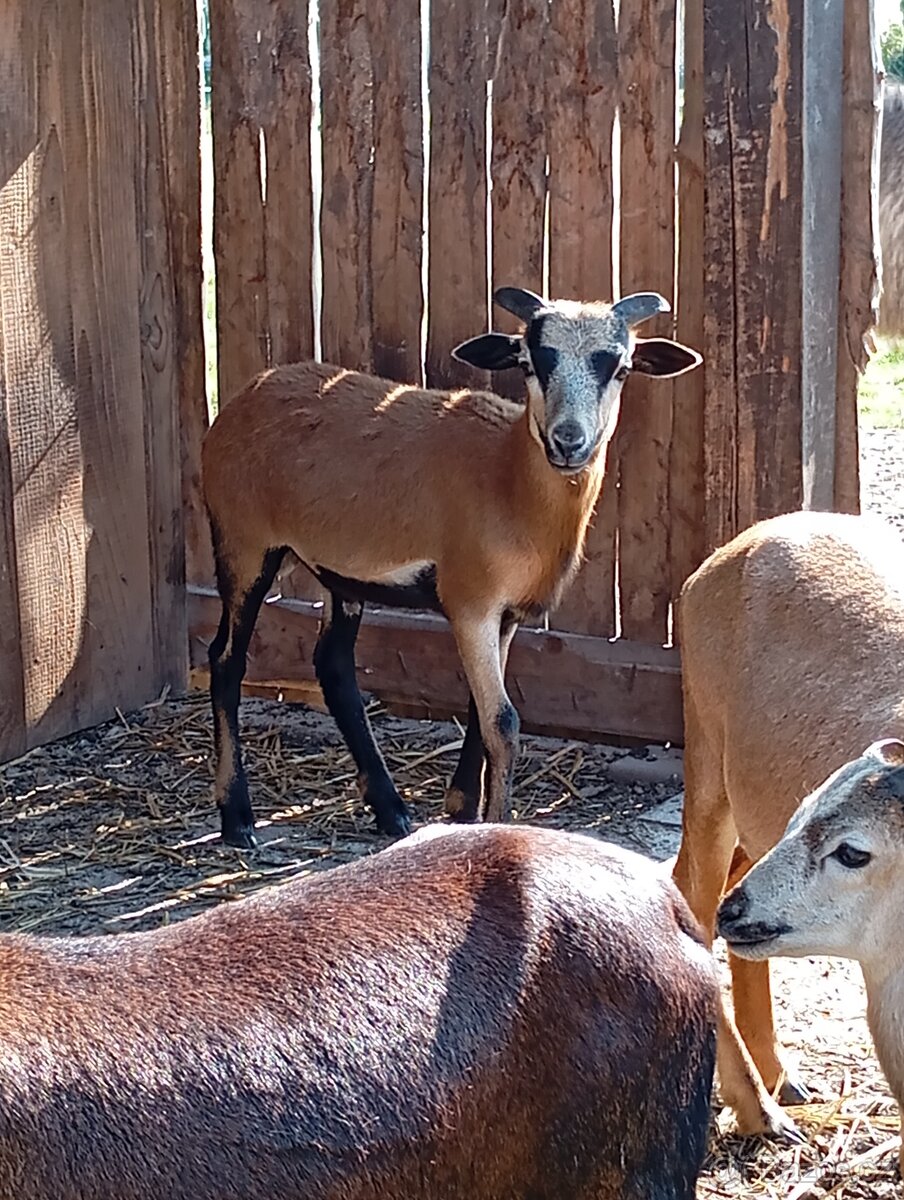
[0,691,900,1197]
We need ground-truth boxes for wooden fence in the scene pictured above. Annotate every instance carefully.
[0,0,201,762]
[0,0,881,761]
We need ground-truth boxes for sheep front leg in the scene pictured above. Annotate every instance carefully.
[450,611,520,823]
[445,614,519,821]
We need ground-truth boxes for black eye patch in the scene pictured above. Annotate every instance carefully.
[590,350,624,388]
[529,345,559,388]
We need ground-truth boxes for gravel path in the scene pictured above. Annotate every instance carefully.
[860,427,904,531]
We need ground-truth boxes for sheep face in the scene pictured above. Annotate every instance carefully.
[454,287,702,475]
[717,738,904,967]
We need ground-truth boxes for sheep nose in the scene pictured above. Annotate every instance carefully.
[717,888,749,928]
[548,421,588,463]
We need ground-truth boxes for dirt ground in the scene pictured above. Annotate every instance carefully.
[1,691,901,1198]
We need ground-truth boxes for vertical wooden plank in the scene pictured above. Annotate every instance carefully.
[157,0,213,586]
[210,0,269,402]
[546,0,616,303]
[261,0,314,367]
[670,0,706,604]
[835,0,881,515]
[617,0,676,643]
[1,2,89,746]
[135,0,188,692]
[546,0,618,637]
[60,0,157,732]
[426,0,491,390]
[489,0,546,400]
[0,0,30,759]
[801,0,844,511]
[320,0,374,372]
[371,0,423,384]
[703,0,804,549]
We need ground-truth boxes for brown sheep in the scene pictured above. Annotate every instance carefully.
[0,824,718,1200]
[202,287,701,847]
[719,737,904,1176]
[672,509,904,1139]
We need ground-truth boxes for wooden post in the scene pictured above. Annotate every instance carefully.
[801,0,844,511]
[703,0,804,550]
[834,0,882,514]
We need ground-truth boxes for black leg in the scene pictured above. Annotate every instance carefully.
[445,696,485,822]
[209,545,286,849]
[314,593,411,837]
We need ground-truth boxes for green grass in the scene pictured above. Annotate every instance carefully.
[859,336,904,429]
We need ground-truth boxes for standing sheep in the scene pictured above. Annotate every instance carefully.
[202,287,701,847]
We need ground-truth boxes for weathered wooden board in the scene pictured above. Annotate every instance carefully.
[546,0,619,638]
[0,0,188,761]
[617,0,676,644]
[189,587,685,744]
[137,0,192,691]
[210,0,270,404]
[371,0,424,384]
[426,0,491,390]
[320,0,374,372]
[157,0,211,586]
[489,0,546,399]
[670,0,706,608]
[834,0,881,514]
[704,0,804,549]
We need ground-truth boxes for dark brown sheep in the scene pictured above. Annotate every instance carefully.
[0,823,717,1200]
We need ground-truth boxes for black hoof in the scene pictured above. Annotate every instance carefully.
[221,821,258,850]
[374,806,412,838]
[448,807,479,824]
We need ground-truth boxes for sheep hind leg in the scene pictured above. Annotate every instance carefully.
[445,614,518,822]
[209,544,286,849]
[314,593,411,837]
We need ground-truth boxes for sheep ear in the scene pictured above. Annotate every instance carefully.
[493,287,548,323]
[452,333,523,372]
[612,292,670,328]
[868,739,904,767]
[631,337,702,378]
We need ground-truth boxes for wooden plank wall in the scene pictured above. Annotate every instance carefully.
[193,0,873,744]
[0,0,200,762]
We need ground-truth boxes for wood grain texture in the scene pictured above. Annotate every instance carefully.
[158,0,211,585]
[189,587,685,744]
[489,0,547,399]
[426,0,491,390]
[669,0,706,606]
[210,0,269,403]
[705,0,804,547]
[545,0,618,637]
[617,0,676,643]
[0,1,29,759]
[320,0,374,372]
[136,0,189,691]
[260,0,314,368]
[834,0,881,514]
[371,0,424,384]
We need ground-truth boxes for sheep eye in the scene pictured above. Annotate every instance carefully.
[615,366,629,382]
[831,843,871,869]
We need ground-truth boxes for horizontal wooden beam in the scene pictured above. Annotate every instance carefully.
[189,586,684,745]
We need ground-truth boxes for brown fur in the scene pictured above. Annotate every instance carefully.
[672,509,904,1136]
[0,824,717,1200]
[202,363,603,619]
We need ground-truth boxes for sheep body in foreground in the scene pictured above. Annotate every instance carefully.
[0,824,717,1200]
